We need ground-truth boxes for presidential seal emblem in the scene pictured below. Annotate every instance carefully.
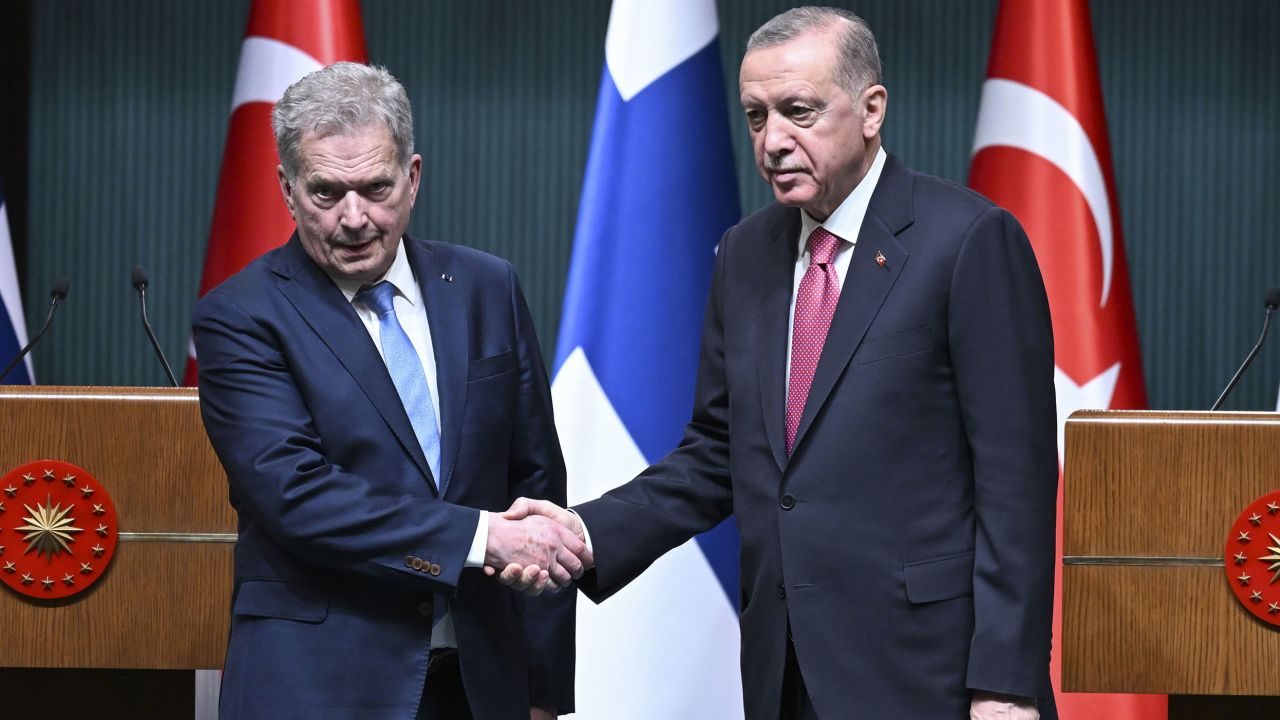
[0,460,119,600]
[1225,490,1280,627]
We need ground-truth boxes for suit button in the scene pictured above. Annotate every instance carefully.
[411,557,425,571]
[776,583,786,599]
[405,556,416,568]
[417,601,432,618]
[429,563,442,576]
[780,493,795,510]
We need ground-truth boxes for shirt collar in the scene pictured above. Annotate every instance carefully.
[332,238,420,307]
[798,146,887,254]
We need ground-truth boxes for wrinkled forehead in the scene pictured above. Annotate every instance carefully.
[740,32,841,91]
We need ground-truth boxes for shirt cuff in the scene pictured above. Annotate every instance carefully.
[464,510,488,568]
[568,508,593,553]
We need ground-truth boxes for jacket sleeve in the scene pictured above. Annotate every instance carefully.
[947,207,1058,699]
[193,286,481,594]
[573,228,737,602]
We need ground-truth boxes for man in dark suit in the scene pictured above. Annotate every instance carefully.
[503,7,1057,719]
[193,62,587,719]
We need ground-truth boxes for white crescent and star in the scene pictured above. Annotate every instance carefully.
[973,78,1126,439]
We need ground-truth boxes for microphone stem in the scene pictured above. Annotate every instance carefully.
[0,296,61,383]
[138,287,179,387]
[1211,306,1274,411]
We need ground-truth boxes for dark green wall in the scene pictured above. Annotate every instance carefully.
[11,1,1280,410]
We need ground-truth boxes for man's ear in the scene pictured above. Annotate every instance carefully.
[860,84,887,139]
[277,165,296,217]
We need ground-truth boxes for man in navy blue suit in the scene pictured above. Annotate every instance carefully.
[504,7,1058,719]
[194,62,587,719]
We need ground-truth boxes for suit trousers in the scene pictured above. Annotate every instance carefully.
[416,649,473,720]
[782,631,820,720]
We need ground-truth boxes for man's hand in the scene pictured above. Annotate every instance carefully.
[530,708,556,720]
[483,512,591,595]
[970,691,1039,720]
[504,497,586,542]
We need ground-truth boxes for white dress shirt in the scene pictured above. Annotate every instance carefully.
[331,239,489,649]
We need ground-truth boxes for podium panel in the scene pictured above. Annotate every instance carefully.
[1062,410,1280,696]
[0,386,233,669]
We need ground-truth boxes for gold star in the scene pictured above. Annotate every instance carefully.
[1257,533,1280,585]
[42,469,54,481]
[62,474,76,487]
[41,576,53,589]
[95,524,109,536]
[62,573,74,586]
[19,573,33,585]
[1269,501,1280,514]
[0,545,5,555]
[1250,513,1263,526]
[1238,573,1252,585]
[79,485,93,498]
[3,485,15,497]
[1239,531,1252,543]
[15,496,83,560]
[79,562,93,574]
[91,544,105,557]
[0,501,5,513]
[92,504,105,515]
[2,561,15,573]
[1270,602,1280,615]
[21,473,35,485]
[1250,590,1263,602]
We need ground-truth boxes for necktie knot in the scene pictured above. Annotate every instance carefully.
[807,227,841,267]
[356,281,397,317]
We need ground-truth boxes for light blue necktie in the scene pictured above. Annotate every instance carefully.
[356,281,444,491]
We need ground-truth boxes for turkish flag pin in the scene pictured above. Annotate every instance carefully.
[875,251,887,268]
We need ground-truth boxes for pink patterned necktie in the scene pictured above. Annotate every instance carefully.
[786,227,842,455]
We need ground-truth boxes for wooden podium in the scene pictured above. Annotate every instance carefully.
[1063,410,1280,716]
[0,386,233,716]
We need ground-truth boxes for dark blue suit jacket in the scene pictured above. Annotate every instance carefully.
[194,235,573,719]
[575,156,1059,719]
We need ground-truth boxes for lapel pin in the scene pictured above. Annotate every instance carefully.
[440,273,454,282]
[875,251,887,269]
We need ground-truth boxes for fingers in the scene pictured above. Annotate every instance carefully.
[504,498,580,536]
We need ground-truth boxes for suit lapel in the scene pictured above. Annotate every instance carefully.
[272,235,437,492]
[757,210,802,472]
[790,156,915,457]
[407,238,468,498]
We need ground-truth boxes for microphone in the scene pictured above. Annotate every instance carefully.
[1210,286,1280,410]
[132,265,178,387]
[0,276,70,383]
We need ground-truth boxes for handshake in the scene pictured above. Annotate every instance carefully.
[482,498,592,596]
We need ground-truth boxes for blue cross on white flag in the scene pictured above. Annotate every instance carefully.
[0,184,33,385]
[551,0,744,716]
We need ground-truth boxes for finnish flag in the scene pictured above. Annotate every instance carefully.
[0,184,32,385]
[551,0,744,716]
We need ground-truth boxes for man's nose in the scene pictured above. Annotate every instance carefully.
[337,191,367,229]
[761,114,795,156]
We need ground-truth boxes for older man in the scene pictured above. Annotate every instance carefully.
[194,62,585,719]
[506,7,1058,719]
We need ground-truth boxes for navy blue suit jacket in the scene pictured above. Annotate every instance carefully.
[194,235,573,719]
[575,156,1058,719]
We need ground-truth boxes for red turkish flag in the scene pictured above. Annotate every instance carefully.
[969,1,1164,718]
[184,0,367,385]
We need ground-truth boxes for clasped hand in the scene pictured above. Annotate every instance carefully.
[484,498,591,595]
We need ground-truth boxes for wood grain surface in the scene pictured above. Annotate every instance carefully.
[1062,410,1280,696]
[0,387,233,669]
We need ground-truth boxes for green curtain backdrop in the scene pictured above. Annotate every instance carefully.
[15,0,1280,411]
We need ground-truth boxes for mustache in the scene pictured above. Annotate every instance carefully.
[763,156,806,173]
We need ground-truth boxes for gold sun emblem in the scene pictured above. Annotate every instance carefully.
[1260,533,1280,585]
[15,496,83,561]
